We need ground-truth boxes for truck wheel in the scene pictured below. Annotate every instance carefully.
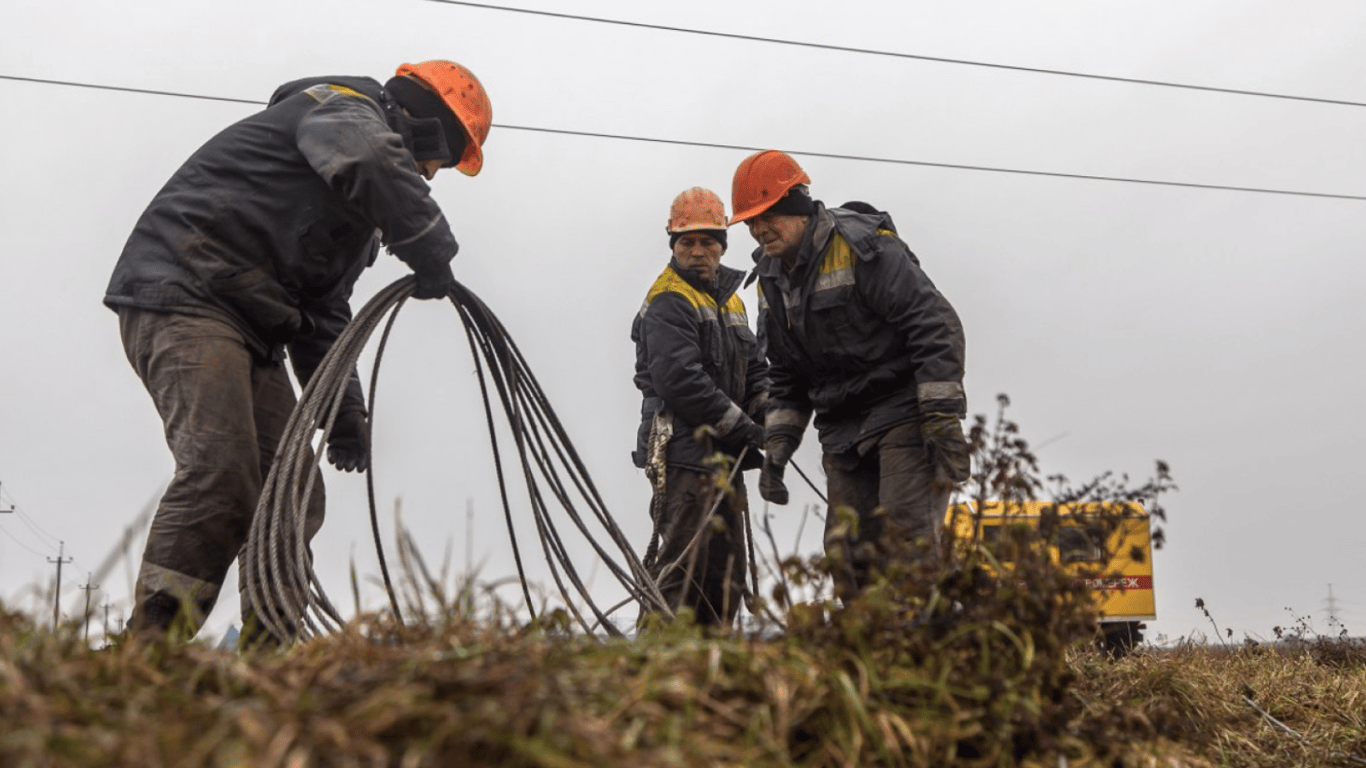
[1099,622,1144,658]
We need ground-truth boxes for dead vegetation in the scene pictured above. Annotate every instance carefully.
[2,398,1360,767]
[4,599,1366,767]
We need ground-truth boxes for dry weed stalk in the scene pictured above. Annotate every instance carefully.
[30,397,1357,768]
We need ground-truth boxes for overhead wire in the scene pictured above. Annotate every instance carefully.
[0,482,72,557]
[0,525,49,559]
[0,74,264,106]
[2,74,1364,201]
[13,510,63,551]
[425,0,1366,109]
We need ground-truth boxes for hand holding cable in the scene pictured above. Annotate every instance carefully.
[326,409,370,472]
[411,258,456,300]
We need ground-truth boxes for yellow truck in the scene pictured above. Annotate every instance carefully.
[946,501,1156,655]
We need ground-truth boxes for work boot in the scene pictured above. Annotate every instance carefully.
[127,591,203,641]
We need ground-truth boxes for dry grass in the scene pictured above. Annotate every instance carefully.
[8,398,1355,767]
[3,598,1366,768]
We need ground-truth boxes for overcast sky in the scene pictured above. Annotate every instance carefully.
[2,0,1364,644]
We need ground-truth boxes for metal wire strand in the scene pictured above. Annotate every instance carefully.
[241,276,662,643]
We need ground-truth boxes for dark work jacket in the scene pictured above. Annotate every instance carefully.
[753,203,966,454]
[632,259,770,473]
[104,75,459,414]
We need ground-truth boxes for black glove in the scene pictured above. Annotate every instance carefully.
[327,409,370,472]
[921,411,970,487]
[722,417,765,455]
[759,435,797,505]
[412,259,456,300]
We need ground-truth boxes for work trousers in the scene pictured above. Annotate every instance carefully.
[643,466,749,628]
[119,308,324,639]
[821,421,950,601]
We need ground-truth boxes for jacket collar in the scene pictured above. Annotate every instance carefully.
[669,257,744,303]
[751,201,833,282]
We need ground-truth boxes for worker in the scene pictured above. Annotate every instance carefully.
[631,187,770,628]
[103,60,493,644]
[728,150,969,601]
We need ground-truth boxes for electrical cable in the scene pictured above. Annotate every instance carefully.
[0,525,49,559]
[0,482,65,550]
[12,510,63,551]
[3,74,1364,201]
[788,459,829,505]
[240,276,668,644]
[0,74,264,106]
[424,0,1366,109]
[591,448,757,632]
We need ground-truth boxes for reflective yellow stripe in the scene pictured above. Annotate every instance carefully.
[642,266,710,314]
[812,230,896,293]
[722,294,748,327]
[814,235,855,293]
[643,267,748,326]
[303,83,374,104]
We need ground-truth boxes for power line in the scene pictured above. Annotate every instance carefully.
[497,123,1366,201]
[0,480,64,552]
[425,0,1366,109]
[3,73,1365,201]
[0,74,263,106]
[13,509,62,550]
[0,524,49,559]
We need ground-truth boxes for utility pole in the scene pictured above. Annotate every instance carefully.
[79,573,99,642]
[103,601,113,637]
[0,484,12,570]
[48,541,71,627]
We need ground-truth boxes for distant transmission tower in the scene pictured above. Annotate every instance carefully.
[1323,584,1343,633]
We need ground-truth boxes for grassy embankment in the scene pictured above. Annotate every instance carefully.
[2,596,1365,767]
[4,398,1360,767]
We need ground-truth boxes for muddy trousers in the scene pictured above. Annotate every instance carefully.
[821,421,950,602]
[643,467,749,628]
[119,308,324,640]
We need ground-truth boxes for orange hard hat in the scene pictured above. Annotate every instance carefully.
[395,60,493,176]
[729,150,811,225]
[666,187,728,234]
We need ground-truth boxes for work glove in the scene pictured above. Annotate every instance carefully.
[759,435,797,505]
[411,259,456,300]
[921,411,970,488]
[721,417,766,455]
[326,409,370,473]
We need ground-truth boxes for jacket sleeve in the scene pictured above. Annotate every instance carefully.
[742,320,771,421]
[294,90,457,276]
[859,234,967,415]
[286,238,375,419]
[642,293,749,435]
[756,287,812,444]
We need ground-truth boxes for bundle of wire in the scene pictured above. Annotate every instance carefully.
[240,276,670,643]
